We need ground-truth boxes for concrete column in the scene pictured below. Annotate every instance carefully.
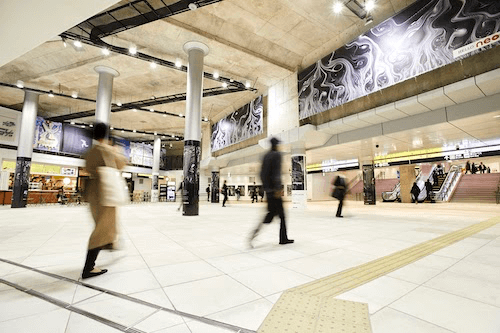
[211,168,220,203]
[151,136,161,202]
[400,164,417,203]
[11,91,39,208]
[94,66,119,126]
[182,41,209,216]
[291,146,307,209]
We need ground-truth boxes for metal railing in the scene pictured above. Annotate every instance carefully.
[433,165,462,202]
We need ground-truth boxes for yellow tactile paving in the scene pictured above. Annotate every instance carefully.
[258,216,500,333]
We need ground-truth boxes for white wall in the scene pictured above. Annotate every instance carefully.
[267,72,299,136]
[0,0,121,66]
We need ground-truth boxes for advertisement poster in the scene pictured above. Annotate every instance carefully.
[130,142,144,165]
[113,138,131,160]
[33,117,62,152]
[61,124,92,155]
[363,164,376,205]
[0,107,20,146]
[291,155,306,190]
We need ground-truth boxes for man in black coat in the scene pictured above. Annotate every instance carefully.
[249,137,293,246]
[222,180,228,207]
[332,175,346,217]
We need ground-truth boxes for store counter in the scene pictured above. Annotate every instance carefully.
[28,190,59,204]
[0,191,12,205]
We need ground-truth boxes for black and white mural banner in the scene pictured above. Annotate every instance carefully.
[183,140,201,215]
[298,0,500,120]
[211,95,263,152]
[291,155,306,191]
[211,171,220,203]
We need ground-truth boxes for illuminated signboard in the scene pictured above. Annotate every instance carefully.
[307,159,359,173]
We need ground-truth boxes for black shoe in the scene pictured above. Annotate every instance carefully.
[279,239,294,245]
[336,215,343,218]
[82,269,108,279]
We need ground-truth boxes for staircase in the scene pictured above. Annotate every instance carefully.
[432,173,447,192]
[451,173,500,204]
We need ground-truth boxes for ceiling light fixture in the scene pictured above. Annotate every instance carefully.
[70,121,75,125]
[333,2,343,13]
[222,82,228,88]
[494,115,500,118]
[203,117,208,121]
[133,129,136,133]
[150,108,154,112]
[162,114,167,117]
[365,0,375,12]
[245,81,251,89]
[150,62,157,69]
[73,40,82,48]
[102,48,110,56]
[154,131,157,135]
[121,130,124,133]
[175,58,182,68]
[71,92,78,98]
[229,79,234,83]
[179,113,183,117]
[345,0,371,20]
[213,71,219,79]
[188,3,198,10]
[81,125,85,128]
[129,46,137,55]
[142,133,145,136]
[48,90,54,97]
[162,136,165,139]
[116,102,122,106]
[16,80,24,88]
[89,124,93,128]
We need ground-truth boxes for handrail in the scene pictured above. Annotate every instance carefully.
[434,165,462,201]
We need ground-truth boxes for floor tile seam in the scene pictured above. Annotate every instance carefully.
[0,257,255,332]
[381,306,456,332]
[415,284,500,310]
[292,220,499,295]
[0,278,144,333]
[125,308,161,331]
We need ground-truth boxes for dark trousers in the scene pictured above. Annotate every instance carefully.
[254,195,289,242]
[222,194,227,206]
[336,198,343,217]
[83,247,101,274]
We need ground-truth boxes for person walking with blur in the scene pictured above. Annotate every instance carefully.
[222,180,228,207]
[251,182,258,203]
[235,187,241,201]
[81,123,127,279]
[249,137,294,246]
[465,160,471,174]
[177,181,184,211]
[206,185,210,202]
[479,162,485,174]
[332,174,346,217]
[411,182,420,204]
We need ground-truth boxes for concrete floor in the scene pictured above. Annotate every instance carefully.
[0,200,499,333]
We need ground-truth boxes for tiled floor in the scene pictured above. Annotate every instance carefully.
[0,201,499,332]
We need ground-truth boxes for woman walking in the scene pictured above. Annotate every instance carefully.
[81,123,127,279]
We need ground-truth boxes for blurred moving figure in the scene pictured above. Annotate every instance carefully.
[251,182,258,203]
[177,181,183,211]
[82,123,127,279]
[206,185,210,202]
[331,174,346,218]
[235,187,241,201]
[249,137,294,246]
[411,182,420,204]
[222,180,228,207]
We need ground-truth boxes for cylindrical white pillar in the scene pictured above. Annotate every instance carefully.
[151,136,161,202]
[182,41,209,216]
[94,66,119,126]
[12,90,39,208]
[291,146,307,210]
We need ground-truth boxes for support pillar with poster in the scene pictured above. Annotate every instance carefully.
[363,164,376,205]
[291,147,307,209]
[211,170,220,203]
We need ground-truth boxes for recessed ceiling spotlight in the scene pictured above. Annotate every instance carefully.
[133,109,137,112]
[73,40,82,48]
[170,143,173,148]
[176,137,179,140]
[142,133,145,136]
[203,117,208,121]
[89,124,93,128]
[121,130,124,133]
[151,95,156,100]
[213,71,219,79]
[116,101,122,106]
[222,82,228,88]
[162,136,165,139]
[129,46,137,55]
[16,80,24,88]
[150,62,157,69]
[133,129,136,133]
[70,121,75,125]
[154,132,157,135]
[162,114,167,117]
[110,126,114,130]
[179,113,183,117]
[171,134,175,137]
[48,90,54,97]
[71,92,78,98]
[229,78,234,83]
[102,48,110,56]
[333,2,343,13]
[188,3,198,10]
[149,108,154,112]
[175,58,182,68]
[365,0,375,12]
[494,115,500,118]
[81,125,85,128]
[245,81,251,88]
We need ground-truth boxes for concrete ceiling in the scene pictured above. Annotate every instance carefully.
[0,0,416,142]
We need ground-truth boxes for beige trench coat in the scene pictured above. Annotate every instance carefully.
[84,142,127,250]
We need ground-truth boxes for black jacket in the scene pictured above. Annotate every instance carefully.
[260,149,282,193]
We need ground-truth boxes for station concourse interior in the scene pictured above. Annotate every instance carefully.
[1,0,500,332]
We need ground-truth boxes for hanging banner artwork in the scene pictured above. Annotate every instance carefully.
[33,117,62,152]
[211,95,263,152]
[61,124,92,155]
[298,0,500,120]
[291,155,306,190]
[0,107,20,146]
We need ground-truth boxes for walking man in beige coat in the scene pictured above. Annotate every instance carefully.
[81,122,127,279]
